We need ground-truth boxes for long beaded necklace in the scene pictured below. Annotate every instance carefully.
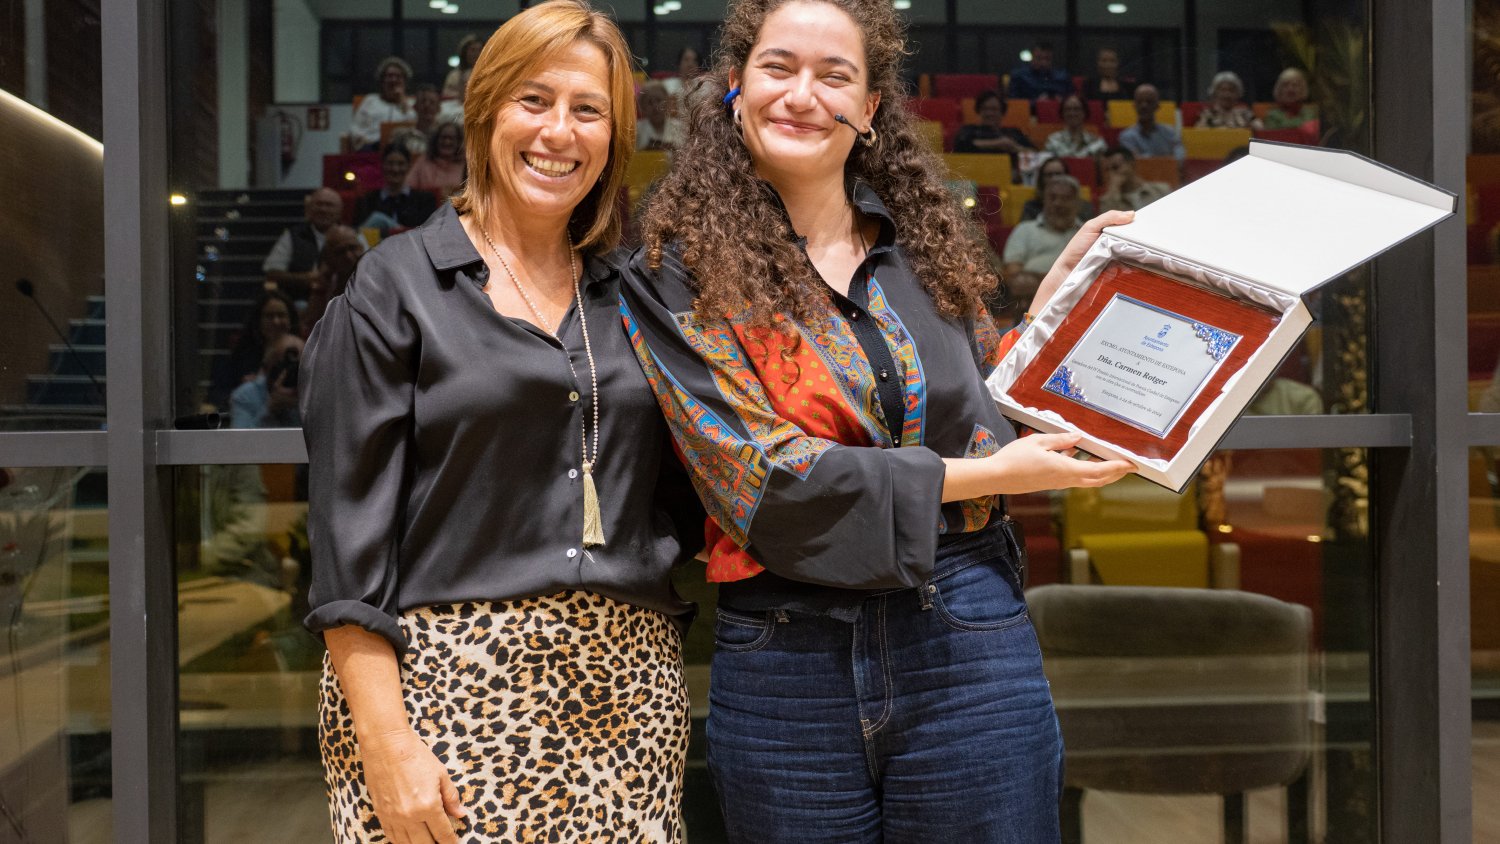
[479,227,606,547]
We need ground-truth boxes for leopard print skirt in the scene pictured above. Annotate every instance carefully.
[318,591,689,843]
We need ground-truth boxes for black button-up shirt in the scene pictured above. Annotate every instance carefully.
[301,203,698,653]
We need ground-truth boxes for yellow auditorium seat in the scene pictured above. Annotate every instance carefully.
[1000,184,1034,225]
[1062,476,1239,589]
[1108,98,1177,128]
[625,150,670,205]
[913,120,945,153]
[1181,127,1252,160]
[943,153,1012,188]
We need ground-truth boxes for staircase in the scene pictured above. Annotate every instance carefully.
[194,188,308,403]
[4,294,107,419]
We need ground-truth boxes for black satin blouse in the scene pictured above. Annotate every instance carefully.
[300,203,699,653]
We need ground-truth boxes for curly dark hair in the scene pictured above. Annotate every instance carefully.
[640,0,998,328]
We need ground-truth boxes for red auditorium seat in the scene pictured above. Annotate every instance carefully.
[323,152,383,192]
[1181,101,1205,126]
[1087,100,1106,127]
[1060,157,1097,189]
[1183,158,1223,183]
[1035,99,1061,123]
[932,73,1002,100]
[908,97,961,128]
[1469,312,1500,379]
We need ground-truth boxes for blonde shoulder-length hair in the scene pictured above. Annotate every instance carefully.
[451,0,636,251]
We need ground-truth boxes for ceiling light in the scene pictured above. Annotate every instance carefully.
[429,0,445,6]
[664,1,682,9]
[893,0,911,8]
[653,4,670,13]
[441,3,459,13]
[1107,2,1127,12]
[448,55,460,67]
[169,194,188,206]
[1019,49,1033,62]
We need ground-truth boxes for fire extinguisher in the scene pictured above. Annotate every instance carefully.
[279,110,304,176]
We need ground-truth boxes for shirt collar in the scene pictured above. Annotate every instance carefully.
[773,179,897,252]
[418,202,617,290]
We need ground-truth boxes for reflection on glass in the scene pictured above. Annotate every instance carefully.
[175,465,325,842]
[1,6,105,431]
[1016,449,1374,841]
[0,466,111,843]
[1469,449,1500,841]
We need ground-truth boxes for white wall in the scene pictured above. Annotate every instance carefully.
[218,0,249,188]
[275,0,323,104]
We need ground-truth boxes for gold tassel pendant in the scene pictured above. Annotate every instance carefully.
[581,461,606,547]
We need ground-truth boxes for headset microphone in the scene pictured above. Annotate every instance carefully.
[833,113,875,145]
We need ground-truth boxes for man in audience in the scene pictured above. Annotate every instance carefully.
[393,83,443,157]
[636,82,684,150]
[262,188,358,291]
[1119,83,1185,161]
[230,333,304,430]
[1003,174,1083,274]
[1007,41,1072,100]
[300,225,365,340]
[1098,146,1171,212]
[349,56,416,151]
[354,144,439,232]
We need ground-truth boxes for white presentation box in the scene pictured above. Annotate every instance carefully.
[987,140,1456,492]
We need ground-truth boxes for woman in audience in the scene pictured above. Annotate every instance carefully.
[1081,46,1134,101]
[1022,155,1094,221]
[1263,67,1319,131]
[620,0,1134,839]
[354,144,439,233]
[1044,93,1106,158]
[1196,70,1259,129]
[210,290,297,410]
[303,3,697,841]
[442,33,485,101]
[663,45,703,97]
[405,120,466,196]
[350,56,417,151]
[953,89,1035,157]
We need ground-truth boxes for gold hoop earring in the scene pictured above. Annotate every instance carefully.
[733,108,743,131]
[858,126,879,148]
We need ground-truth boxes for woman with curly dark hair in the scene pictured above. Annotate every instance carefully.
[619,0,1134,839]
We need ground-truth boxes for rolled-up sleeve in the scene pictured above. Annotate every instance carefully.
[299,259,415,653]
[619,253,946,590]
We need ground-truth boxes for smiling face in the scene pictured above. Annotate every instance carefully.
[380,65,407,102]
[729,1,879,185]
[382,148,411,190]
[259,297,291,344]
[487,40,614,226]
[433,123,462,160]
[976,94,1003,128]
[1061,95,1086,129]
[1212,80,1239,109]
[1041,179,1078,230]
[415,89,441,123]
[1275,69,1308,107]
[1096,48,1118,78]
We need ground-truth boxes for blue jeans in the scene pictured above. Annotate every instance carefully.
[706,526,1062,843]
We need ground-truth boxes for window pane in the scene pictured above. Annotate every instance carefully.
[1021,448,1375,840]
[1,6,105,431]
[174,464,325,841]
[0,464,111,842]
[1470,448,1500,842]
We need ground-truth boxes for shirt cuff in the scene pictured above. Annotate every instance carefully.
[304,600,408,654]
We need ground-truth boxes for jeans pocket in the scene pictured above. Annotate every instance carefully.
[930,556,1029,632]
[713,608,777,652]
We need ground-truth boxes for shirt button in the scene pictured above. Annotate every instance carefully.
[568,390,580,402]
[566,548,578,559]
[568,468,579,479]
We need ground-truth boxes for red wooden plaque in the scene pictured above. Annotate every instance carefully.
[1009,261,1282,461]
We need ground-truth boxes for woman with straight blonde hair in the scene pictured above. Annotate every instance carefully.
[302,2,698,842]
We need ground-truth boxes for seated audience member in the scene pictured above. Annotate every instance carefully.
[1196,71,1259,129]
[1263,67,1319,132]
[636,82,684,150]
[953,90,1037,158]
[231,333,305,430]
[389,84,443,157]
[406,120,466,196]
[1081,47,1135,102]
[209,291,297,410]
[1022,157,1094,222]
[1098,146,1171,212]
[349,56,416,151]
[1247,377,1322,416]
[300,226,366,341]
[1003,174,1084,274]
[1044,94,1106,158]
[354,144,438,233]
[443,34,485,102]
[262,188,349,285]
[1008,41,1072,100]
[662,46,702,97]
[1120,83,1185,161]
